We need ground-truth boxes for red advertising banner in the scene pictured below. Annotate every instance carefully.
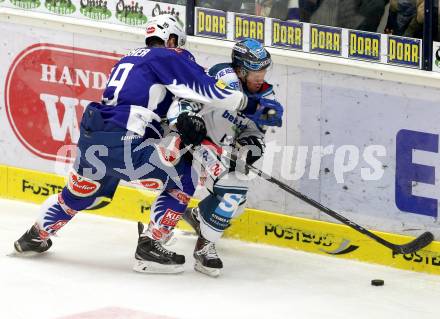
[5,43,121,162]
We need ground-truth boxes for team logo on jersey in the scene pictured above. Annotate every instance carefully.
[215,79,227,90]
[10,0,41,9]
[161,209,182,227]
[68,171,100,197]
[222,110,247,130]
[5,43,120,162]
[194,144,226,179]
[115,0,147,26]
[138,178,164,190]
[80,0,111,20]
[45,0,76,15]
[168,189,190,205]
[48,220,69,231]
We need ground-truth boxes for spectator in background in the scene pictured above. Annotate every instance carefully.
[256,0,290,20]
[309,0,388,32]
[196,0,290,20]
[385,0,420,36]
[299,0,321,22]
[403,0,423,38]
[357,0,389,31]
[195,0,243,12]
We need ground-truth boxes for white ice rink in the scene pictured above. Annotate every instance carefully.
[1,198,439,319]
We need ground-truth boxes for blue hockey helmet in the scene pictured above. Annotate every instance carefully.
[231,38,272,72]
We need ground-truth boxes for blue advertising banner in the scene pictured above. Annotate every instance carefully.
[195,7,226,39]
[309,24,342,56]
[388,36,421,68]
[234,13,265,43]
[271,19,302,51]
[348,30,380,61]
[395,129,438,218]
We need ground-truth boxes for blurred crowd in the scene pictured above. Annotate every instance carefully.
[158,0,436,39]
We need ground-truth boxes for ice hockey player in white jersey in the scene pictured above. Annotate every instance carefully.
[186,39,283,277]
[158,39,283,277]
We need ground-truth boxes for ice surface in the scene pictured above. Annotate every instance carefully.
[0,198,439,319]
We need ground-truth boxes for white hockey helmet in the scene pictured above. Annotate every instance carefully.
[145,14,186,47]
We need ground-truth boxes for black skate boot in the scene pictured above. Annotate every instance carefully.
[133,222,185,274]
[13,224,52,255]
[193,235,223,277]
[183,207,201,235]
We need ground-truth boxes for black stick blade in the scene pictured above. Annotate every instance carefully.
[393,232,435,255]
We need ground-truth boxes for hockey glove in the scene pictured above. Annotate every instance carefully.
[246,98,284,127]
[176,112,207,147]
[236,136,265,165]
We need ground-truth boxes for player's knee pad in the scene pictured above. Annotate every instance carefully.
[198,186,248,242]
[61,187,98,211]
[148,188,191,241]
[61,170,105,211]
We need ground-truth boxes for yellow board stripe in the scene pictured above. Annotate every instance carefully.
[0,165,7,197]
[1,164,439,274]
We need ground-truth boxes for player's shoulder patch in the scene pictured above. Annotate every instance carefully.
[215,79,227,89]
[209,63,241,91]
[208,62,233,77]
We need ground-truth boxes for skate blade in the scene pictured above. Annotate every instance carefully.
[7,242,44,257]
[194,261,221,277]
[133,259,184,274]
[7,248,45,257]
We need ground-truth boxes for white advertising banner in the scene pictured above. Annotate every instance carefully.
[0,0,186,27]
[1,19,440,236]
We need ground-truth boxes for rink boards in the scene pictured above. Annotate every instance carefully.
[1,164,439,275]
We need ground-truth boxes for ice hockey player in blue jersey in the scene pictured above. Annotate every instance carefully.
[148,38,284,276]
[13,15,253,274]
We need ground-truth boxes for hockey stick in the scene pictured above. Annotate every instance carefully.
[200,140,434,254]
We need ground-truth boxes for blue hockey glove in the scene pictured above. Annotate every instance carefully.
[246,98,283,127]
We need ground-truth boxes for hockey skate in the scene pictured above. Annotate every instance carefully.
[183,207,201,235]
[13,224,52,256]
[193,235,223,277]
[133,222,185,274]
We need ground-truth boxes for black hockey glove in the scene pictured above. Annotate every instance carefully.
[176,112,207,147]
[236,136,265,165]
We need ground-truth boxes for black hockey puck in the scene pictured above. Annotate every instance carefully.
[371,279,384,286]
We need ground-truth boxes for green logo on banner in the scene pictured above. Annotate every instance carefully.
[80,0,111,20]
[10,0,41,9]
[435,48,440,68]
[115,0,147,26]
[151,3,184,27]
[45,0,76,15]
